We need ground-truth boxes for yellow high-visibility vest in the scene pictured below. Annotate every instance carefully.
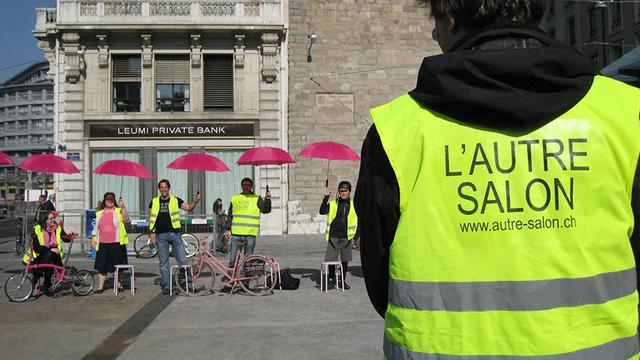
[230,193,261,236]
[23,224,63,264]
[371,75,640,359]
[150,196,181,231]
[325,200,358,241]
[94,207,129,251]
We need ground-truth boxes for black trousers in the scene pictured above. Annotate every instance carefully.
[32,250,62,289]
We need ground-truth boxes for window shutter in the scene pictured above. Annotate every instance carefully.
[112,55,141,80]
[203,55,233,108]
[155,55,190,84]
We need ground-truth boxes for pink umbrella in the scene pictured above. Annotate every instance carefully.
[94,159,153,197]
[94,159,153,178]
[237,147,296,191]
[298,141,360,187]
[0,151,13,166]
[167,152,230,172]
[18,154,80,174]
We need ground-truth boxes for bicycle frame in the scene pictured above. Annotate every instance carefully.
[191,238,276,294]
[24,263,68,294]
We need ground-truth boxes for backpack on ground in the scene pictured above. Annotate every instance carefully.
[270,267,300,290]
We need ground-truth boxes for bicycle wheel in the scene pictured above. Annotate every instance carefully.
[173,258,216,296]
[182,233,199,258]
[71,270,95,296]
[238,255,276,296]
[5,272,33,302]
[134,234,157,258]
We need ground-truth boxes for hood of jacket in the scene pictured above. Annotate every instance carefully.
[409,24,600,130]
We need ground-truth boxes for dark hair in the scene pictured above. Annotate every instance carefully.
[418,0,545,29]
[158,179,171,189]
[241,178,253,186]
[98,192,118,210]
[37,210,52,228]
[213,198,223,214]
[338,181,352,191]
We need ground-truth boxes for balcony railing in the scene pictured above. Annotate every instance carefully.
[48,0,283,27]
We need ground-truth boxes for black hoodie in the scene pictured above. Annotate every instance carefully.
[354,25,640,318]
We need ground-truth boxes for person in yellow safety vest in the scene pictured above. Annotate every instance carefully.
[225,177,271,268]
[25,211,78,295]
[91,192,129,294]
[355,1,640,359]
[148,179,200,295]
[319,181,359,290]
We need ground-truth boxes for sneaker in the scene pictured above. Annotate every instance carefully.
[162,288,170,295]
[339,282,351,290]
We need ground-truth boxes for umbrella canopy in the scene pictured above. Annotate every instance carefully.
[167,152,230,172]
[0,151,13,166]
[94,159,153,178]
[18,154,80,174]
[298,141,360,161]
[237,147,296,166]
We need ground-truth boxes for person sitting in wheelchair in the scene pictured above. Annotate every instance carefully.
[23,211,77,294]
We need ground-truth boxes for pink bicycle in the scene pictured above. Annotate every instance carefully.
[173,237,277,296]
[5,240,95,302]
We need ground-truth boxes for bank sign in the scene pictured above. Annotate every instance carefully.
[88,122,255,139]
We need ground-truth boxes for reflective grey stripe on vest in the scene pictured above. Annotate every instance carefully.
[384,333,640,360]
[231,223,260,228]
[233,214,261,220]
[390,267,636,312]
[348,226,357,230]
[170,211,180,217]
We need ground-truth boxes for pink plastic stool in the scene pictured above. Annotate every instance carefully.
[169,264,193,296]
[114,265,135,295]
[320,261,344,293]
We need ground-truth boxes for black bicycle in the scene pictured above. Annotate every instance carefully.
[15,217,25,257]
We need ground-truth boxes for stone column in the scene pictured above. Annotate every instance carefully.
[234,34,246,110]
[190,34,203,112]
[141,34,154,112]
[96,34,110,112]
[259,32,283,234]
[58,32,86,228]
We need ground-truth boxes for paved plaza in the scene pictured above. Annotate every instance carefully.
[0,221,383,360]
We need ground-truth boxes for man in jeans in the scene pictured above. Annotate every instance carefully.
[149,179,200,295]
[225,178,271,268]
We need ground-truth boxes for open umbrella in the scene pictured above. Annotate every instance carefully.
[237,146,296,191]
[298,141,360,187]
[0,151,13,166]
[94,159,153,196]
[18,154,80,174]
[167,152,230,172]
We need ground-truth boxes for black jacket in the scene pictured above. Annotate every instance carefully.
[320,195,356,239]
[355,24,640,318]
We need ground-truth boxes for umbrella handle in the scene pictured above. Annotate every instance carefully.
[266,184,269,192]
[325,178,328,188]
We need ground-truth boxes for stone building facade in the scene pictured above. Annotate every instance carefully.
[540,0,640,67]
[0,61,54,202]
[34,0,288,233]
[286,0,438,233]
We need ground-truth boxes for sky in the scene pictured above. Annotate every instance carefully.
[0,0,56,84]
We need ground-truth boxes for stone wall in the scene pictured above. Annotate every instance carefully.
[287,0,438,233]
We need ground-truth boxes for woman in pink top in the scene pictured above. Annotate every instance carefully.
[92,192,129,294]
